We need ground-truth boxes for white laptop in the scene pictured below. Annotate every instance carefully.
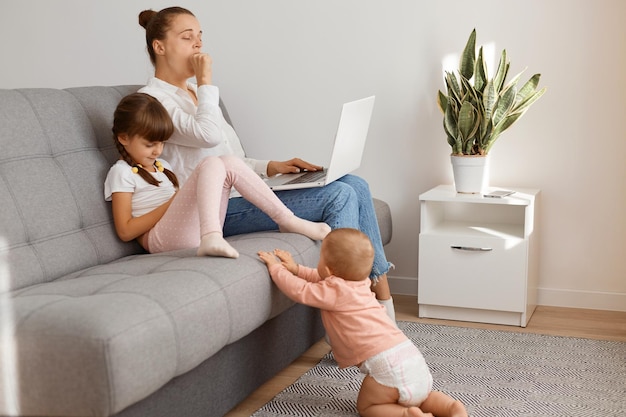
[264,95,375,191]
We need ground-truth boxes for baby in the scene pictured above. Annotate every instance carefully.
[259,228,467,417]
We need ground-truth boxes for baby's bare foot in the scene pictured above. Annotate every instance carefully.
[405,407,433,417]
[449,400,468,417]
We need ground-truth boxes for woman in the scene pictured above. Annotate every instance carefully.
[137,6,396,321]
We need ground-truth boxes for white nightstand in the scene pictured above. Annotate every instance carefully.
[417,185,540,327]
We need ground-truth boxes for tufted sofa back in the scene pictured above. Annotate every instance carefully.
[0,86,145,292]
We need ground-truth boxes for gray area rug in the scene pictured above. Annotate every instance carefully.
[252,321,626,417]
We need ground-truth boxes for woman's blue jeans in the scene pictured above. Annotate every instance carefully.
[223,174,391,279]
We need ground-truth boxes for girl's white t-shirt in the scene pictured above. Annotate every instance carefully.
[104,159,176,217]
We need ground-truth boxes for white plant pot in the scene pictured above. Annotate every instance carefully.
[450,154,490,194]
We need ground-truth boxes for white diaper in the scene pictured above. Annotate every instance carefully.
[359,340,433,406]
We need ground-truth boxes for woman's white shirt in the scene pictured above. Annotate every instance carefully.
[104,160,176,218]
[139,77,269,185]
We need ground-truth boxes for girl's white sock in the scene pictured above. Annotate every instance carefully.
[278,217,331,241]
[197,232,239,258]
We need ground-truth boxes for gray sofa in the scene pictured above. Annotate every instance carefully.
[0,85,392,417]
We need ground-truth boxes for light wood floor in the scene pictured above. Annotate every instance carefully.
[224,295,626,417]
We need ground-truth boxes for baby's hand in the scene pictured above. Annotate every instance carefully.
[273,249,299,275]
[258,251,280,267]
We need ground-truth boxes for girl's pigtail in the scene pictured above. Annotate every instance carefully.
[153,159,179,189]
[163,168,179,189]
[136,165,160,187]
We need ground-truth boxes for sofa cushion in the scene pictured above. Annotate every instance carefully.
[5,232,319,416]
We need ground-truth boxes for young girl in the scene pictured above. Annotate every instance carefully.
[104,93,331,258]
[259,229,468,417]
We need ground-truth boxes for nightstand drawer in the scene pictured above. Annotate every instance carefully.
[418,234,527,312]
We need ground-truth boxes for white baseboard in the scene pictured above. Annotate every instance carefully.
[537,287,626,312]
[388,275,417,296]
[388,276,626,312]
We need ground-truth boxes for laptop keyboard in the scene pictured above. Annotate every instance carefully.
[284,170,327,185]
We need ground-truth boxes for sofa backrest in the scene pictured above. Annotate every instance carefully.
[0,86,146,292]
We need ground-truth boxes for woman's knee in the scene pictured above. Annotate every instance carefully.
[323,181,358,209]
[338,174,371,194]
[325,180,357,199]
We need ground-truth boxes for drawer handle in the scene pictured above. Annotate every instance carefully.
[451,245,493,252]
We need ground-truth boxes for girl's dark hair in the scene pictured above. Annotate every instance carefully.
[138,7,195,65]
[112,93,179,188]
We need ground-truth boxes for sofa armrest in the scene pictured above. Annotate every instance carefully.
[373,198,392,246]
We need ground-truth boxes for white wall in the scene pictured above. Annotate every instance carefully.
[2,0,624,311]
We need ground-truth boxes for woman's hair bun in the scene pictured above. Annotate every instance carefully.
[138,9,157,29]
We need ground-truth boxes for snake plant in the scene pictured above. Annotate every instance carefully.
[437,29,546,155]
